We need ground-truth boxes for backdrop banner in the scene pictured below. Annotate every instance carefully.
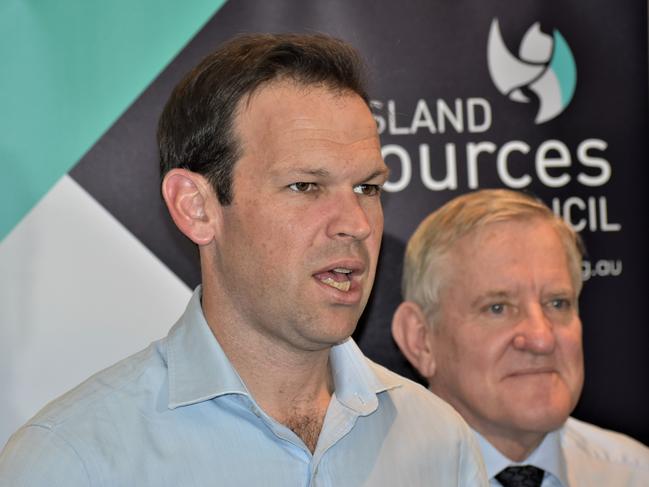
[2,0,647,447]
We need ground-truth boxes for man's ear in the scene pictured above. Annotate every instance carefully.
[161,168,220,246]
[391,301,437,380]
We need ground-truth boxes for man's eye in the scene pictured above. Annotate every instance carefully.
[289,182,317,193]
[353,184,382,196]
[487,303,505,315]
[548,298,571,311]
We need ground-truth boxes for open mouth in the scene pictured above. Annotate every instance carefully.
[315,267,353,292]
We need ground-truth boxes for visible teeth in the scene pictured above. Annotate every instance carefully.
[321,277,351,292]
[333,268,352,274]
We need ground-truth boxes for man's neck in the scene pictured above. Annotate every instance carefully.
[201,282,334,452]
[231,337,334,423]
[222,328,334,452]
[480,428,546,462]
[270,367,334,453]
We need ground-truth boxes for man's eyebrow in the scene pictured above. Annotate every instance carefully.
[277,166,389,181]
[544,288,577,299]
[363,167,390,182]
[282,167,331,178]
[470,290,512,308]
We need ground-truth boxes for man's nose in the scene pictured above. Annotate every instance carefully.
[326,190,373,241]
[512,305,556,354]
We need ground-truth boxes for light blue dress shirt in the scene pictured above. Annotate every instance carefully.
[475,418,649,487]
[476,427,568,487]
[1,288,487,486]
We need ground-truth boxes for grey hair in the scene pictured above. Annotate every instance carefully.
[402,189,584,320]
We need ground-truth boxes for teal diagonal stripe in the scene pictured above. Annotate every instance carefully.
[0,0,227,241]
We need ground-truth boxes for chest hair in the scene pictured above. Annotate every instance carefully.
[284,411,326,453]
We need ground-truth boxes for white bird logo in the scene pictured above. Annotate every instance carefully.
[487,19,577,124]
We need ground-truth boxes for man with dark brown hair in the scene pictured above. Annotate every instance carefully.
[1,34,486,486]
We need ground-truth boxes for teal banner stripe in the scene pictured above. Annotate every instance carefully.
[0,0,227,241]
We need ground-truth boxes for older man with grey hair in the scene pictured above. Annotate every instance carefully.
[392,189,649,487]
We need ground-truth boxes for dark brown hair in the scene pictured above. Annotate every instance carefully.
[158,33,369,204]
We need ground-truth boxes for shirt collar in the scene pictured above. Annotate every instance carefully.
[166,287,248,408]
[166,286,400,412]
[474,428,569,487]
[330,337,400,415]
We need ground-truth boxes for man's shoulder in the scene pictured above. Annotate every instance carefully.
[366,357,444,402]
[562,417,649,471]
[0,340,169,485]
[25,339,167,433]
[362,358,487,484]
[366,358,472,430]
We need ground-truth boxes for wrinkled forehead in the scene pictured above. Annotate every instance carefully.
[441,218,577,290]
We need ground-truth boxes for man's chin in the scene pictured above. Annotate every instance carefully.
[511,405,572,435]
[299,319,359,351]
[503,381,578,430]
